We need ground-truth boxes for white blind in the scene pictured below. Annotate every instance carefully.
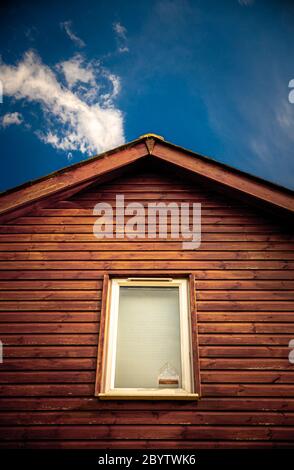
[114,286,182,389]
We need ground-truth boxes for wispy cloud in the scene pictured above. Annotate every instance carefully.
[203,68,294,188]
[60,20,85,48]
[122,0,200,89]
[113,22,129,53]
[25,26,38,42]
[238,0,255,5]
[1,112,23,128]
[248,83,294,172]
[0,50,125,155]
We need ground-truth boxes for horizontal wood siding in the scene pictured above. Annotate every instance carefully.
[0,164,293,448]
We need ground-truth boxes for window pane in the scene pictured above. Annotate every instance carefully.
[114,286,182,389]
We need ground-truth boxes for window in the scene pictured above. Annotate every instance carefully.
[95,276,200,399]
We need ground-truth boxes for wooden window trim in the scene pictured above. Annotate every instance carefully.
[95,274,110,396]
[189,273,201,397]
[95,273,201,400]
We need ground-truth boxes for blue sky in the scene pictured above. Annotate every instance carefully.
[0,0,294,191]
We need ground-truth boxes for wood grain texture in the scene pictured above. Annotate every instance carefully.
[95,274,109,395]
[0,161,293,448]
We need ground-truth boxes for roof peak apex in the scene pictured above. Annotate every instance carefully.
[139,133,165,141]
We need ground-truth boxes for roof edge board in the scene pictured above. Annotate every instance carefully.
[0,136,148,198]
[0,134,293,220]
[0,141,148,218]
[150,137,294,195]
[152,140,294,214]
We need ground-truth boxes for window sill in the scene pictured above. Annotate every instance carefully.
[98,392,199,401]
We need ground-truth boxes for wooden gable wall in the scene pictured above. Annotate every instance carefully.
[0,159,293,448]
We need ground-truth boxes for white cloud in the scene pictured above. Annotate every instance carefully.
[57,54,96,88]
[101,72,121,104]
[113,22,129,53]
[0,50,125,155]
[113,22,127,38]
[60,20,85,48]
[118,45,129,54]
[1,112,23,127]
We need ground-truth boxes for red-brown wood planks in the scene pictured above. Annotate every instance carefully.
[0,159,293,448]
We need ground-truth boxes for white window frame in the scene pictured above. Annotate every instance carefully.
[98,277,198,400]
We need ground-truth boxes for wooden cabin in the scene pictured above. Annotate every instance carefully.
[0,133,293,448]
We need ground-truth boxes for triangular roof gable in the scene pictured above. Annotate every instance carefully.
[0,134,293,222]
